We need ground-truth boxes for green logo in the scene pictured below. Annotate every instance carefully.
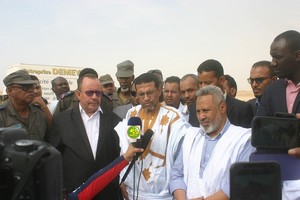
[127,126,140,139]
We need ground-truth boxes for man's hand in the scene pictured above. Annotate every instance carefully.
[288,147,300,158]
[123,144,144,162]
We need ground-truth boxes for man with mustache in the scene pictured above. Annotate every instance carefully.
[247,61,277,115]
[112,60,135,108]
[170,85,254,200]
[0,70,48,141]
[115,73,188,200]
[48,74,121,199]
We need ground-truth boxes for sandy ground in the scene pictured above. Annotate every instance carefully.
[236,91,254,101]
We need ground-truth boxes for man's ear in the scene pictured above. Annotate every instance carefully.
[218,76,226,92]
[295,50,300,62]
[230,88,237,97]
[218,75,225,85]
[75,89,81,100]
[220,101,227,113]
[6,87,14,97]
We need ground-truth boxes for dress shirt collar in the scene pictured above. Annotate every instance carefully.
[79,104,103,117]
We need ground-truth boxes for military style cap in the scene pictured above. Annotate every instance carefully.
[99,74,114,85]
[115,60,134,77]
[3,70,38,86]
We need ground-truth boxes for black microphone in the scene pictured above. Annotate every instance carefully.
[133,129,153,161]
[127,117,142,148]
[120,129,154,185]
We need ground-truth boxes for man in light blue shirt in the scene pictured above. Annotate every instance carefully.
[169,85,254,200]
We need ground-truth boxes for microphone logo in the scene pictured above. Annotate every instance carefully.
[127,126,140,139]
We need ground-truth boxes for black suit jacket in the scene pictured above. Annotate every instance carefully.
[248,98,257,116]
[257,79,300,116]
[48,105,121,200]
[188,101,200,127]
[226,96,254,128]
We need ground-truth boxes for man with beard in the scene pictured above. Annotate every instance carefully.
[197,59,253,128]
[115,73,188,200]
[99,74,116,100]
[170,85,254,200]
[0,70,48,141]
[257,30,300,116]
[112,60,135,108]
[180,74,200,127]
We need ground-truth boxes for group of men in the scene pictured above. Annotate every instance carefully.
[1,29,300,200]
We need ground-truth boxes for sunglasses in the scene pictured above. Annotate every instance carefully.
[84,90,102,97]
[130,91,137,97]
[247,77,270,84]
[11,84,36,92]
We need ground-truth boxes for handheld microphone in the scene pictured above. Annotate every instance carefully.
[133,129,153,161]
[120,129,154,185]
[127,117,142,148]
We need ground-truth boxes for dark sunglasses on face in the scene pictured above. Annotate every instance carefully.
[11,84,36,92]
[130,91,137,97]
[84,90,102,97]
[247,77,270,84]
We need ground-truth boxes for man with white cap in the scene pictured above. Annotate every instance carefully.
[112,60,135,108]
[0,70,48,141]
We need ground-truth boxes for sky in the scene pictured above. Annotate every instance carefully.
[1,0,300,92]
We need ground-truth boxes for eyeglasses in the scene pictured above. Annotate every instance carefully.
[136,90,156,98]
[130,91,137,97]
[10,84,36,92]
[247,77,271,84]
[84,90,102,97]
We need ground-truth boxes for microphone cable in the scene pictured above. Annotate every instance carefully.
[135,160,143,200]
[133,159,143,200]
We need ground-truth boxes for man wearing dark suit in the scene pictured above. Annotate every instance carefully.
[257,30,300,116]
[247,61,277,115]
[48,74,121,200]
[180,74,200,127]
[197,59,253,128]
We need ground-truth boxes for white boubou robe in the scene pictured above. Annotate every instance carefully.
[182,125,253,199]
[115,105,188,200]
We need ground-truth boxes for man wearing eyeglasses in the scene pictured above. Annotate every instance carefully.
[54,68,113,115]
[115,73,188,200]
[247,61,277,115]
[0,70,48,141]
[48,74,122,200]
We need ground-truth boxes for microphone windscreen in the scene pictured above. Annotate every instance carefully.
[128,117,142,126]
[127,117,142,142]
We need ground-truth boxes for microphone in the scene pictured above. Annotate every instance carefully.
[127,117,142,148]
[120,129,154,185]
[133,129,153,161]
